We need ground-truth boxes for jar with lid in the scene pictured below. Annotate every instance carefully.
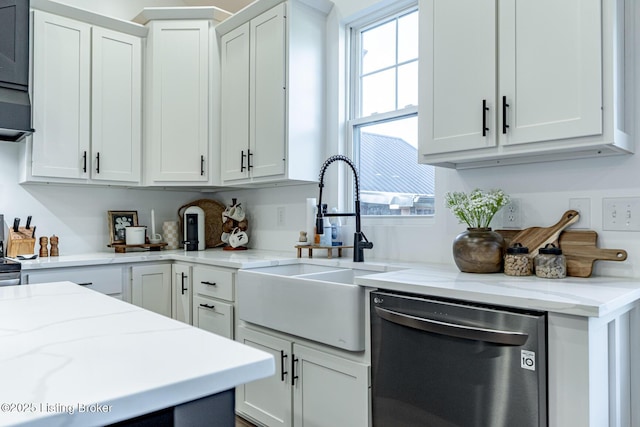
[534,243,566,279]
[504,243,532,276]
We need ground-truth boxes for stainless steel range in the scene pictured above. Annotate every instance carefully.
[0,214,21,286]
[0,258,21,286]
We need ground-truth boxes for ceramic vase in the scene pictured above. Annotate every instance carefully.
[452,228,505,273]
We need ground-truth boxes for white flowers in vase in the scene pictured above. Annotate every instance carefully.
[444,189,510,229]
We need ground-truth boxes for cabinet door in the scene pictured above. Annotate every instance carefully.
[31,11,90,179]
[148,20,209,182]
[292,344,369,427]
[0,0,29,87]
[91,27,142,183]
[236,326,292,427]
[193,295,233,339]
[498,0,602,146]
[250,3,287,179]
[171,263,192,324]
[220,23,250,182]
[419,0,497,156]
[131,264,172,317]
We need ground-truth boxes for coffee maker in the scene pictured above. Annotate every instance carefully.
[183,206,205,251]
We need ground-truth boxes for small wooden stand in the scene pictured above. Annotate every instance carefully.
[7,227,36,258]
[295,245,353,259]
[108,243,168,253]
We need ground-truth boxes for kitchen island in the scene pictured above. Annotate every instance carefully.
[0,281,274,427]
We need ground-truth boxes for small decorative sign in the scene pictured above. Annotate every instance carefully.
[107,211,138,245]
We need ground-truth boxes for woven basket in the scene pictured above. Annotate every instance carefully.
[178,199,226,248]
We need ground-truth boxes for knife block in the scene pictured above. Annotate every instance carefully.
[7,227,36,258]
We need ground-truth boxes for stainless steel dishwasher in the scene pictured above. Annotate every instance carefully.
[370,290,547,427]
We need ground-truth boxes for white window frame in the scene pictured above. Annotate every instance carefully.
[345,1,434,225]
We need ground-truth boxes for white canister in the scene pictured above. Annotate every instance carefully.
[162,221,179,250]
[125,226,146,245]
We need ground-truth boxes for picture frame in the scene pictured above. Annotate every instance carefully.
[107,211,138,244]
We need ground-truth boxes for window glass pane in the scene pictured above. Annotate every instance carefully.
[361,69,396,116]
[356,116,435,216]
[398,62,418,108]
[361,20,396,74]
[398,11,418,63]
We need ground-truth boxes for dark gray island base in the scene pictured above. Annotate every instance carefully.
[109,390,234,427]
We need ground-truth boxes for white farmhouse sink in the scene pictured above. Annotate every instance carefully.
[237,265,376,351]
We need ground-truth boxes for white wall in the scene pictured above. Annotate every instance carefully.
[0,143,202,255]
[2,0,640,279]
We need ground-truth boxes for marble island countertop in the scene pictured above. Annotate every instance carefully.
[0,282,274,427]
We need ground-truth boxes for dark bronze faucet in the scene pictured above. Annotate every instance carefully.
[316,155,373,262]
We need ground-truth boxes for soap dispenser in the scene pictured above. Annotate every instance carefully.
[330,207,342,246]
[319,204,332,246]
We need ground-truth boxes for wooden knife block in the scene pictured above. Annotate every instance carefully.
[7,227,36,258]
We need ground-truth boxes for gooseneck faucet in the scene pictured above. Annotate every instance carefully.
[316,155,373,262]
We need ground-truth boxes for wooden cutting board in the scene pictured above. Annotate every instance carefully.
[559,230,627,277]
[497,229,628,277]
[509,210,580,258]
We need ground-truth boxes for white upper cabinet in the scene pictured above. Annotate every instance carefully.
[144,19,211,184]
[91,27,142,182]
[30,11,91,180]
[419,0,635,168]
[218,0,330,186]
[26,8,143,184]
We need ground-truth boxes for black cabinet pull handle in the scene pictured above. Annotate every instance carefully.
[201,281,216,286]
[199,303,215,310]
[247,149,253,170]
[280,350,288,382]
[96,152,100,174]
[502,95,510,134]
[240,150,247,172]
[181,272,188,295]
[482,99,489,137]
[200,155,205,176]
[77,282,93,286]
[291,354,299,386]
[82,151,87,173]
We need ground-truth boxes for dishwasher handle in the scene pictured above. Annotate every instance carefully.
[374,306,529,346]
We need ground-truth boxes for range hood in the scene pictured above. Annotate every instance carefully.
[0,0,34,142]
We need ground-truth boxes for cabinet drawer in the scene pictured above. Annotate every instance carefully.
[192,265,234,301]
[24,266,123,296]
[193,295,233,339]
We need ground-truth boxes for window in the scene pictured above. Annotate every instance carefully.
[349,4,434,216]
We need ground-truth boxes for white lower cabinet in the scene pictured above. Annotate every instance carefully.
[22,265,124,298]
[191,265,235,339]
[131,264,172,317]
[171,263,192,324]
[236,325,369,427]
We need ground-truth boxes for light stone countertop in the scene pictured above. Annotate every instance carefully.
[0,282,274,427]
[15,249,640,318]
[354,264,640,318]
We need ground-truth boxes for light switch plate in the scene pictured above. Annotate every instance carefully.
[602,197,640,231]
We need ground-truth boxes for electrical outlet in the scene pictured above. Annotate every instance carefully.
[276,206,286,227]
[569,198,591,229]
[603,197,640,231]
[500,198,521,229]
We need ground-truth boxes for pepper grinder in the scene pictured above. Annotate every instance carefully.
[50,235,59,257]
[39,236,49,258]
